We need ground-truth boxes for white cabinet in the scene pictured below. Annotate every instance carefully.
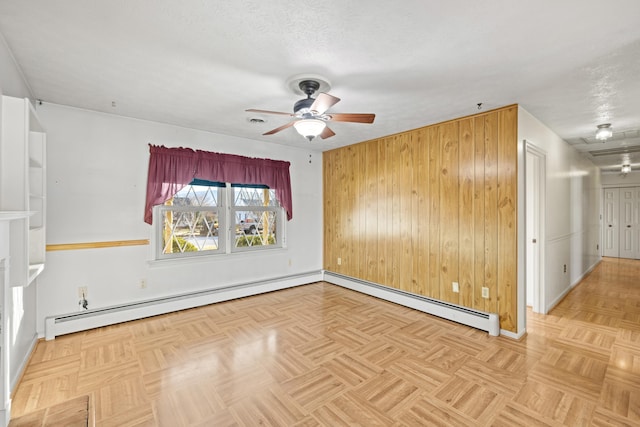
[0,96,46,286]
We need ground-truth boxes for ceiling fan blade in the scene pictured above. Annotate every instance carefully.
[319,126,336,139]
[310,93,341,114]
[246,108,294,117]
[327,113,376,124]
[263,121,295,135]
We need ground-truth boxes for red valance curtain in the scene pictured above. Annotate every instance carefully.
[144,144,292,224]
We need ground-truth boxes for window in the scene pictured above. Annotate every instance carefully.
[232,185,280,251]
[156,181,283,259]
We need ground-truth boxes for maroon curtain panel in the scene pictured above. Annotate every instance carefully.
[144,144,292,224]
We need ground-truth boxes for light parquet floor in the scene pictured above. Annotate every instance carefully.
[11,257,640,426]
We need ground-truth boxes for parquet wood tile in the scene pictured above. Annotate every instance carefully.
[354,339,408,368]
[281,366,348,412]
[10,258,640,425]
[591,406,640,427]
[310,393,395,427]
[320,352,382,386]
[512,380,596,424]
[386,355,452,392]
[349,370,420,417]
[433,375,505,424]
[455,358,525,397]
[228,386,307,427]
[491,402,566,427]
[8,394,91,427]
[263,348,317,383]
[398,394,484,427]
[598,382,640,421]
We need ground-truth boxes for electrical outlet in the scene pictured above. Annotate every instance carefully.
[288,258,292,267]
[452,281,459,293]
[337,257,342,265]
[596,244,599,251]
[482,287,489,298]
[140,279,147,289]
[563,264,567,273]
[78,286,88,299]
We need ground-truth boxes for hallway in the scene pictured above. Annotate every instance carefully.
[524,257,640,424]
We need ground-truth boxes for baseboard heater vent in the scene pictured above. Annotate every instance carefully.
[323,271,500,336]
[45,270,323,340]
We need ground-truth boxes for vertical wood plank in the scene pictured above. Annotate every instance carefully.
[414,129,428,296]
[337,147,348,275]
[385,137,395,288]
[365,141,379,282]
[391,136,401,290]
[377,138,389,285]
[356,144,366,279]
[484,113,499,314]
[346,146,357,277]
[497,106,518,331]
[439,122,459,303]
[428,126,441,299]
[473,116,486,310]
[459,118,474,307]
[323,151,332,271]
[400,134,413,292]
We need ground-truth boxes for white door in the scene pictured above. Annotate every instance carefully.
[603,188,619,257]
[619,187,640,259]
[525,142,545,313]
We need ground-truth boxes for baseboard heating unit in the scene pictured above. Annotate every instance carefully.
[323,271,500,336]
[45,270,323,340]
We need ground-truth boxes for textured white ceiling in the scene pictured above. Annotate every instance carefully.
[1,0,639,170]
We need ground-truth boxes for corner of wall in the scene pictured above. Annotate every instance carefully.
[0,30,34,100]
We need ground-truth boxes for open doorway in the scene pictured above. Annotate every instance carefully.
[525,141,546,313]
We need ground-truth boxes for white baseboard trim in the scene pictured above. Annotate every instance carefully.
[547,285,573,313]
[500,328,526,340]
[11,333,38,391]
[547,258,602,313]
[45,270,323,340]
[2,334,37,427]
[44,269,509,340]
[571,258,601,288]
[323,271,500,336]
[0,406,8,427]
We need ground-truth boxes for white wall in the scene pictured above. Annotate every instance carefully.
[518,107,601,314]
[0,33,32,100]
[601,170,640,187]
[35,103,323,336]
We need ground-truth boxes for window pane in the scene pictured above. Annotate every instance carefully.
[161,209,220,254]
[233,187,278,207]
[174,185,219,207]
[234,210,277,248]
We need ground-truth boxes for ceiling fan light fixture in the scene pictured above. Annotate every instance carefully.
[294,119,326,141]
[596,123,613,141]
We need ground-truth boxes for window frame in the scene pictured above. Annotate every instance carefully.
[230,205,284,254]
[156,204,225,260]
[153,182,284,261]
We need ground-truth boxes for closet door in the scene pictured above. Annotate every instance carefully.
[603,188,619,257]
[619,187,640,259]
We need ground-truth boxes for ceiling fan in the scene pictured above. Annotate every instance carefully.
[246,79,375,141]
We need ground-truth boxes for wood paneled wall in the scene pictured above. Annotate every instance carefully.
[323,105,518,332]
